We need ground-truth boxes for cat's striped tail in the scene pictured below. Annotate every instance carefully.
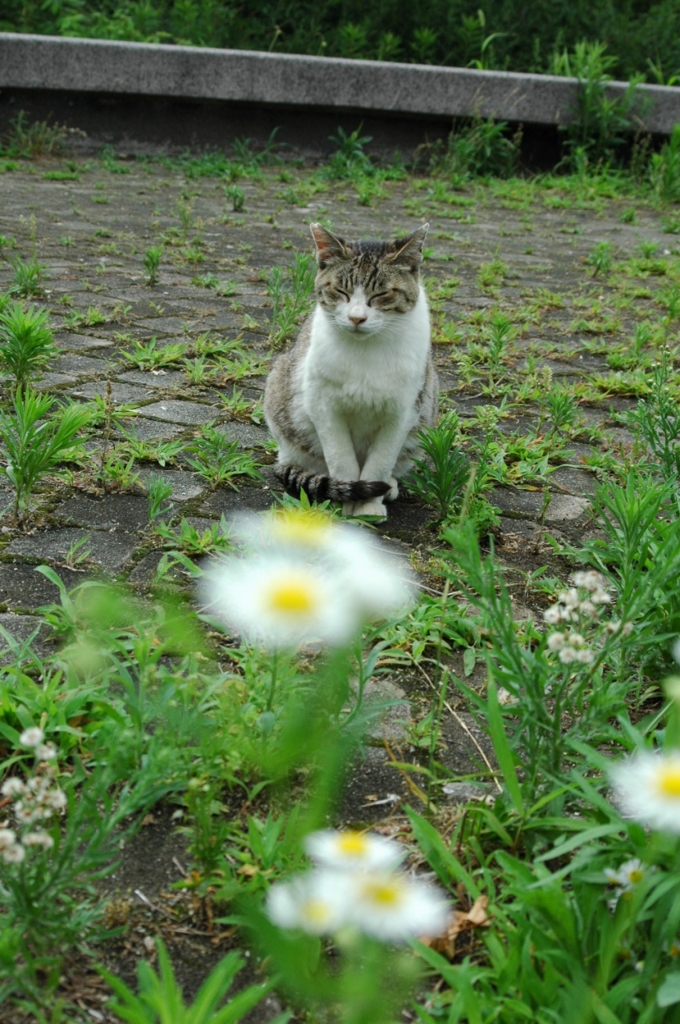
[275,464,390,502]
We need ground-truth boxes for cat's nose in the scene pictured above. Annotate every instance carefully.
[349,314,367,326]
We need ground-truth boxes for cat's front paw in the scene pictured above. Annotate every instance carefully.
[351,499,387,521]
[385,477,399,502]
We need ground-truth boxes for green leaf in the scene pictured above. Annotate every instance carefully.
[658,972,680,1007]
[486,673,524,814]
[407,808,480,898]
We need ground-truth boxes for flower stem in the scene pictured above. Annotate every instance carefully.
[266,650,279,712]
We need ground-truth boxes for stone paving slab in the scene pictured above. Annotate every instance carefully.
[53,494,151,532]
[140,400,219,424]
[135,469,206,502]
[6,528,139,572]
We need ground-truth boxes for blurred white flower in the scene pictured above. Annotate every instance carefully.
[346,871,450,942]
[202,511,414,648]
[609,752,680,832]
[305,829,404,873]
[233,508,337,552]
[234,509,415,620]
[1,777,26,798]
[604,857,645,891]
[36,743,57,761]
[544,606,562,625]
[547,632,565,651]
[2,842,25,864]
[573,571,609,592]
[202,555,359,648]
[19,727,44,748]
[559,647,578,664]
[15,803,41,824]
[43,788,67,812]
[0,828,18,850]
[266,870,352,935]
[22,831,54,849]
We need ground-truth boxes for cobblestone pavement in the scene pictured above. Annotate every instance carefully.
[1,148,676,1017]
[0,154,671,740]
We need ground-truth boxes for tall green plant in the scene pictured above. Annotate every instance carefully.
[553,40,641,168]
[0,388,91,517]
[0,301,57,388]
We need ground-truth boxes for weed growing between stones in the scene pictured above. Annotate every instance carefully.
[7,255,46,299]
[267,253,316,348]
[0,389,91,519]
[186,426,262,488]
[142,246,163,286]
[0,302,57,389]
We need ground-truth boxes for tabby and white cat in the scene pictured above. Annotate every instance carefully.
[263,223,438,520]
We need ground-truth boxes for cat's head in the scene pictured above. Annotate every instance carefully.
[309,223,428,336]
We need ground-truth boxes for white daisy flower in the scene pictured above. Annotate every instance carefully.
[19,727,44,748]
[266,870,352,935]
[43,788,67,812]
[604,857,645,890]
[233,509,337,552]
[333,539,415,621]
[0,828,18,850]
[22,831,54,849]
[609,752,680,832]
[201,554,359,649]
[14,803,40,824]
[304,829,405,872]
[346,871,450,942]
[232,510,415,621]
[1,777,26,798]
[573,571,608,592]
[2,842,25,864]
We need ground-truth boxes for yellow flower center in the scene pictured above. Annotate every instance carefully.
[628,868,644,885]
[301,899,331,925]
[656,765,680,798]
[266,577,317,617]
[362,880,402,907]
[271,510,331,547]
[337,832,368,857]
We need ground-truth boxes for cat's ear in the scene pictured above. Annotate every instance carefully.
[310,223,351,267]
[388,223,429,270]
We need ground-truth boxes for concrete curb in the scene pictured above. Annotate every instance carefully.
[1,32,679,135]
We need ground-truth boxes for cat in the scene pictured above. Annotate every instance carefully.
[263,222,438,520]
